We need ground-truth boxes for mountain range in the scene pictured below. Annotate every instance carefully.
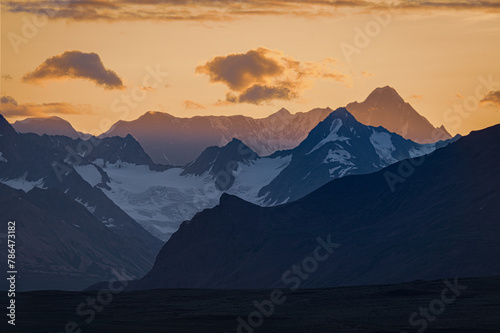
[12,87,452,166]
[131,123,500,290]
[67,108,452,241]
[100,107,332,165]
[0,86,471,291]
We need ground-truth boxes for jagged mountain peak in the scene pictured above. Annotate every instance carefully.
[329,107,357,120]
[314,107,361,135]
[346,87,452,144]
[181,138,259,189]
[226,137,246,146]
[268,107,292,118]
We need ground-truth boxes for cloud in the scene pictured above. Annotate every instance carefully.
[1,74,13,80]
[1,96,18,105]
[237,85,296,104]
[0,96,93,117]
[5,0,499,22]
[361,71,374,78]
[184,100,206,110]
[196,48,284,91]
[22,51,125,90]
[140,86,156,92]
[197,47,349,104]
[480,90,500,108]
[407,94,424,101]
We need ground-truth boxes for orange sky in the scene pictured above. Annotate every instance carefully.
[1,1,500,136]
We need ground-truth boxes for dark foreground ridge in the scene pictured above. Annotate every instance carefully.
[132,124,500,290]
[5,276,500,332]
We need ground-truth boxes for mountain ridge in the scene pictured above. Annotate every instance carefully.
[130,123,500,290]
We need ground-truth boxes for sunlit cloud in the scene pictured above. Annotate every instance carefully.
[480,90,500,108]
[22,50,125,90]
[407,94,424,101]
[196,47,349,104]
[140,86,156,92]
[0,96,93,118]
[4,0,499,22]
[184,100,207,110]
[361,71,374,78]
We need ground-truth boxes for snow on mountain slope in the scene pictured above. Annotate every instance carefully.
[307,118,351,154]
[370,131,398,164]
[257,108,449,206]
[78,155,291,241]
[1,176,45,192]
[90,162,218,240]
[227,154,292,204]
[73,165,102,187]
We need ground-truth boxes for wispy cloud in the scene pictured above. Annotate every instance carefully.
[480,90,500,108]
[0,96,93,117]
[196,47,349,104]
[407,94,424,101]
[361,71,374,78]
[22,50,125,90]
[4,1,499,22]
[184,100,206,110]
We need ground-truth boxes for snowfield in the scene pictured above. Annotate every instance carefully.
[76,156,291,241]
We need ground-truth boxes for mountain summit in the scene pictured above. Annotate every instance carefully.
[346,86,452,143]
[12,116,88,139]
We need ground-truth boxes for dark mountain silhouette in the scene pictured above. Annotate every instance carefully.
[0,114,163,290]
[0,184,151,291]
[181,138,259,190]
[131,124,500,289]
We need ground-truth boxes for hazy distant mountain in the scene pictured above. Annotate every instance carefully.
[346,86,452,143]
[131,124,500,290]
[12,116,90,139]
[0,114,163,290]
[100,108,332,165]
